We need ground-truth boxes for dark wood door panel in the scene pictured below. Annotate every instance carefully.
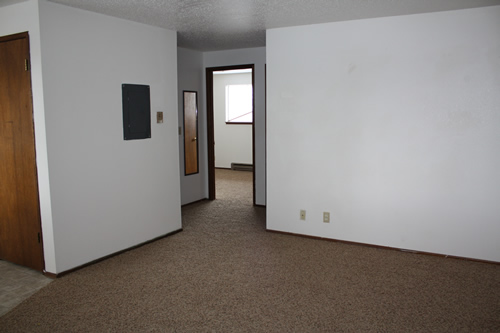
[183,91,199,175]
[0,32,44,271]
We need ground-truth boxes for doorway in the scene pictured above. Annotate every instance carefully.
[0,32,44,271]
[206,64,255,205]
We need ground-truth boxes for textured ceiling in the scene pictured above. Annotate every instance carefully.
[9,0,500,51]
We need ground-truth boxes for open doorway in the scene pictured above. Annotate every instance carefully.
[206,64,255,205]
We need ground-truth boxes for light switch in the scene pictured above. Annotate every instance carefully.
[156,112,163,123]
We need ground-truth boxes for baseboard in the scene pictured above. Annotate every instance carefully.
[266,229,500,265]
[181,198,209,207]
[47,228,183,278]
[254,204,266,208]
[43,271,57,279]
[230,163,253,172]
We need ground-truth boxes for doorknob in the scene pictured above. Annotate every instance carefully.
[192,137,197,142]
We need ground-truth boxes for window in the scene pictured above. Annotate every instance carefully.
[225,84,252,124]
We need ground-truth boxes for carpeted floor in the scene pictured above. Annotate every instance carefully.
[0,169,499,332]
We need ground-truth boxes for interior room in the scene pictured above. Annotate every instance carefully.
[1,0,499,331]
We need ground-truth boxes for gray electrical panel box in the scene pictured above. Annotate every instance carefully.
[122,84,151,140]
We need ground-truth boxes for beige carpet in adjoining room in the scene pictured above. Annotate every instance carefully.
[0,169,499,332]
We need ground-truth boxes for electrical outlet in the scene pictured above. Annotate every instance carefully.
[300,210,306,220]
[323,212,330,223]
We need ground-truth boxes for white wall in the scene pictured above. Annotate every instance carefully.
[39,0,181,273]
[204,48,266,205]
[177,47,206,205]
[267,6,500,262]
[213,72,253,168]
[0,0,56,273]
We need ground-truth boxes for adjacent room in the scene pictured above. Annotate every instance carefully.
[212,67,255,201]
[1,0,499,331]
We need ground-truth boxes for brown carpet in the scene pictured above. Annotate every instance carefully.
[1,169,499,332]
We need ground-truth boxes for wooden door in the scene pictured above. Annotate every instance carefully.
[0,32,44,271]
[183,91,199,175]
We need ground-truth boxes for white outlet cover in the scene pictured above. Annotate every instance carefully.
[323,212,330,223]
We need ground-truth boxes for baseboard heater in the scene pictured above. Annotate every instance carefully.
[231,163,253,171]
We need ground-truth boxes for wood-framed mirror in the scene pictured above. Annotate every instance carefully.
[183,91,199,175]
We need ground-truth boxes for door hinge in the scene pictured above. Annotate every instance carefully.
[25,58,30,71]
[38,232,41,243]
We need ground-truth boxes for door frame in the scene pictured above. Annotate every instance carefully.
[206,64,256,205]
